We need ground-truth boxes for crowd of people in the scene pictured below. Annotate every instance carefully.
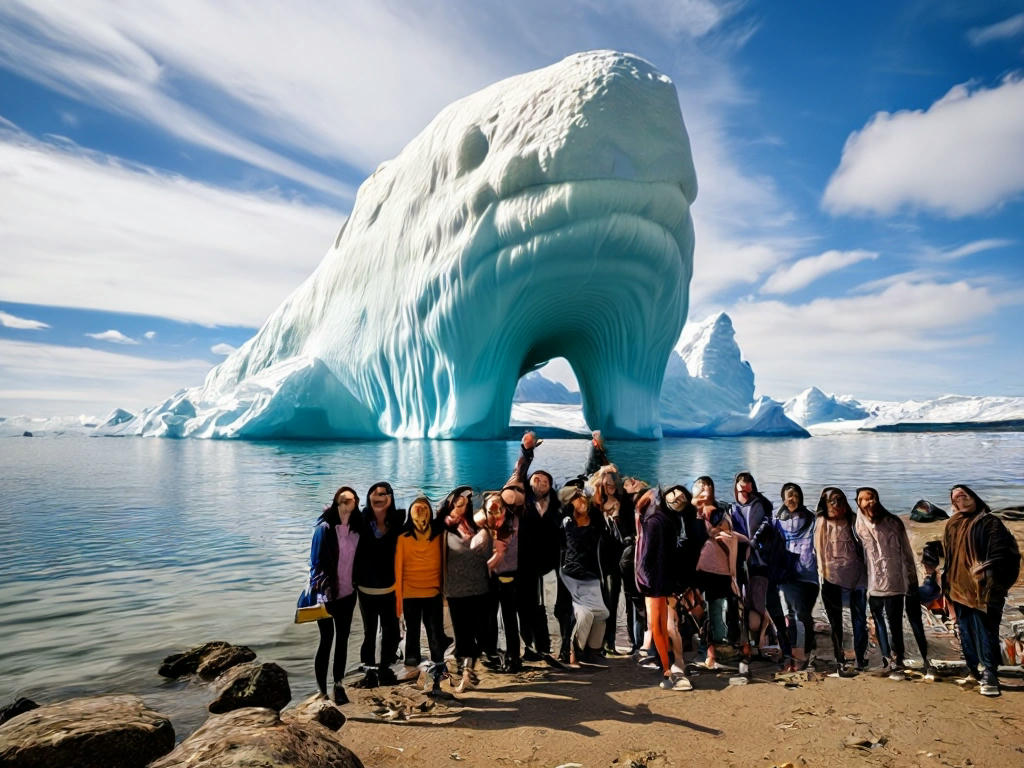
[299,432,1021,704]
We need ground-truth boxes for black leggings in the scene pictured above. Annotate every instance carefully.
[495,574,521,661]
[315,592,358,693]
[517,572,551,654]
[448,592,490,659]
[868,593,906,664]
[403,595,447,663]
[358,590,400,667]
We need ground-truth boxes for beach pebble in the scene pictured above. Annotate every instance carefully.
[0,694,174,768]
[281,693,346,731]
[209,662,291,714]
[0,698,38,726]
[149,707,363,768]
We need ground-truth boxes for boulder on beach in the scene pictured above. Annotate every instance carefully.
[209,662,291,714]
[910,499,949,522]
[0,694,173,768]
[149,707,363,768]
[159,641,255,679]
[281,693,346,732]
[0,698,37,727]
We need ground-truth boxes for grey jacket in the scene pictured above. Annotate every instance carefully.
[855,512,918,597]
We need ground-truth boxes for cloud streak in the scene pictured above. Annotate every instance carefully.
[0,310,50,330]
[761,249,878,295]
[823,76,1024,217]
[85,329,138,344]
[968,12,1024,46]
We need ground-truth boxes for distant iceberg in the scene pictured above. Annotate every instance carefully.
[784,387,869,426]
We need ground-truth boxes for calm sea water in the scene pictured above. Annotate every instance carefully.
[1,432,1022,734]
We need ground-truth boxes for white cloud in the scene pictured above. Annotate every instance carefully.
[761,249,878,295]
[85,329,138,344]
[143,330,156,340]
[968,12,1024,46]
[938,238,1014,260]
[0,130,343,326]
[210,343,236,356]
[823,76,1024,217]
[0,339,212,416]
[0,310,49,330]
[730,279,1020,398]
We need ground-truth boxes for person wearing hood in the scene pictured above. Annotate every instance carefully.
[815,487,868,676]
[304,486,363,704]
[774,483,818,671]
[395,494,447,694]
[558,482,610,667]
[440,486,492,692]
[635,487,691,690]
[731,471,794,672]
[479,490,523,673]
[621,477,653,656]
[854,487,922,680]
[353,481,404,687]
[943,484,1022,697]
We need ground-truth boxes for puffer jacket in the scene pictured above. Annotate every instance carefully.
[855,511,918,596]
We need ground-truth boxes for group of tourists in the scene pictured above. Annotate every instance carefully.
[300,432,1021,704]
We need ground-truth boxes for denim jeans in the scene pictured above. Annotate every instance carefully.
[954,599,1004,683]
[868,593,905,664]
[779,580,819,656]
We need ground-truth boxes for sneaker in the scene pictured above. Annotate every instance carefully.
[888,666,907,681]
[738,659,750,677]
[955,673,980,687]
[980,681,1001,697]
[829,663,858,678]
[670,673,693,691]
[332,682,349,705]
[924,664,939,682]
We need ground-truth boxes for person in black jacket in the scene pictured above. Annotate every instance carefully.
[353,481,404,687]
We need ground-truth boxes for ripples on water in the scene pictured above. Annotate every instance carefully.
[1,432,1022,734]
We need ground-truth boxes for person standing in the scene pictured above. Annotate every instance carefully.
[354,481,404,687]
[304,486,362,704]
[815,487,868,676]
[775,483,818,671]
[395,494,448,694]
[943,484,1022,697]
[855,487,921,680]
[558,483,610,667]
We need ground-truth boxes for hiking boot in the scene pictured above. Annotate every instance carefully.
[500,656,523,674]
[352,668,379,688]
[403,656,422,667]
[830,663,857,678]
[332,682,349,705]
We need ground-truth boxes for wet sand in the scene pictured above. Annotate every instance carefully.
[335,519,1024,768]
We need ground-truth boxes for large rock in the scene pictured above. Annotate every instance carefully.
[281,694,346,732]
[0,694,173,768]
[0,698,37,727]
[149,707,363,768]
[159,641,255,679]
[115,50,697,440]
[209,662,291,714]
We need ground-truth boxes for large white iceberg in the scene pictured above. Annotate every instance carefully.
[118,51,696,440]
[784,386,869,426]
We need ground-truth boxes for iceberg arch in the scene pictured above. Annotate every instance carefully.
[127,51,697,440]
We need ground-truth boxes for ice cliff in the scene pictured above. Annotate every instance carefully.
[120,51,696,440]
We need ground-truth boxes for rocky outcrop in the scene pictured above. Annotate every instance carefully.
[159,641,255,679]
[149,707,363,768]
[209,662,291,714]
[281,693,346,731]
[0,694,173,768]
[0,698,37,727]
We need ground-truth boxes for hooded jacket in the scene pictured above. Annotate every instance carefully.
[814,487,866,590]
[853,489,918,597]
[634,488,680,597]
[943,485,1022,610]
[354,481,404,592]
[394,494,444,612]
[775,483,817,584]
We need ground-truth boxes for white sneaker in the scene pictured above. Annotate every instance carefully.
[738,660,750,677]
[955,673,979,687]
[671,673,693,691]
[980,681,1001,697]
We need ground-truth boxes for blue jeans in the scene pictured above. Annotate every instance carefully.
[780,581,820,656]
[954,600,1004,683]
[820,580,868,666]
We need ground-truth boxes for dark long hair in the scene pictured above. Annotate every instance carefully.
[950,484,991,515]
[363,481,404,531]
[401,494,443,540]
[815,486,856,523]
[439,485,476,531]
[854,486,893,519]
[317,485,362,531]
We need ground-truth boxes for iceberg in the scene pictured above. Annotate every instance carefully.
[119,51,697,440]
[784,386,869,426]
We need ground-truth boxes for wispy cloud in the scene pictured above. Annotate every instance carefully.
[0,310,50,330]
[0,129,344,327]
[761,249,878,295]
[936,238,1015,260]
[210,343,236,356]
[967,12,1024,46]
[0,339,213,416]
[143,331,156,340]
[823,76,1024,217]
[85,329,138,344]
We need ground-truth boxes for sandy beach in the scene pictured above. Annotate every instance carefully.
[335,519,1024,768]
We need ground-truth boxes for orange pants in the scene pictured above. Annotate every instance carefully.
[645,596,671,674]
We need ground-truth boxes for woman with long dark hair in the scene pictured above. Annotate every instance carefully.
[307,486,362,704]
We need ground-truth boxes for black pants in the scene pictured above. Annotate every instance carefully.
[868,593,906,664]
[315,592,358,693]
[602,569,622,650]
[358,590,400,667]
[448,593,490,659]
[905,586,929,661]
[623,590,646,650]
[495,574,521,661]
[554,569,576,659]
[517,572,551,654]
[403,595,447,663]
[820,580,868,666]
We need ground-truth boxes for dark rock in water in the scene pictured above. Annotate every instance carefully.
[149,707,363,768]
[196,644,257,680]
[0,698,38,726]
[910,499,949,522]
[209,662,291,714]
[282,694,346,731]
[21,431,32,437]
[159,641,252,678]
[0,694,174,768]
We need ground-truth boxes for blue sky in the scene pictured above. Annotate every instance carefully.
[1,0,1022,417]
